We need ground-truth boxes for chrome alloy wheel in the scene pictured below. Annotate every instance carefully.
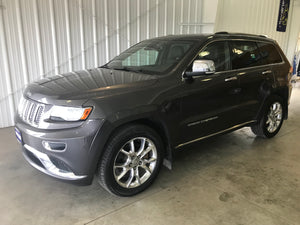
[113,137,157,188]
[266,102,283,133]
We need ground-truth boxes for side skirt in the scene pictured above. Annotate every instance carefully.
[175,120,256,149]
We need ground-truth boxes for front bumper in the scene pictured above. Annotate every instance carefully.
[15,117,104,184]
[22,144,87,180]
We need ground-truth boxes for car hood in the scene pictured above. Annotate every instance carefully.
[24,68,159,106]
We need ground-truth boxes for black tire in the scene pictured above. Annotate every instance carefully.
[97,124,164,196]
[251,95,284,138]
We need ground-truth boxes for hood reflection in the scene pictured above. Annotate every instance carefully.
[36,68,157,94]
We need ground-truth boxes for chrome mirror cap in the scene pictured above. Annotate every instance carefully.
[192,60,215,74]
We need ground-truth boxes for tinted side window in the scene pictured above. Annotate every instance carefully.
[196,41,230,72]
[257,42,282,64]
[230,41,263,69]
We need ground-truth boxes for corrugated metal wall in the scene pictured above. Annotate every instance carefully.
[0,0,218,128]
[214,0,298,61]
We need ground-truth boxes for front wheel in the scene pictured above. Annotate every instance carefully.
[97,124,163,196]
[251,95,284,138]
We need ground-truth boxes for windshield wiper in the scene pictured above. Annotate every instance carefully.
[111,66,131,71]
[99,65,110,69]
[108,66,150,74]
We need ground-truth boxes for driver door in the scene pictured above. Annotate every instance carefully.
[179,41,241,145]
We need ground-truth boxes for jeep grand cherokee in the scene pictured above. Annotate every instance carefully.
[15,32,292,196]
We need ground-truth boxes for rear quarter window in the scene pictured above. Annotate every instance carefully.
[230,41,264,70]
[257,42,282,64]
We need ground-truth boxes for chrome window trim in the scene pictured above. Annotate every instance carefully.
[182,38,285,80]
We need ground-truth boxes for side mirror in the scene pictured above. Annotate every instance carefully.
[185,60,216,77]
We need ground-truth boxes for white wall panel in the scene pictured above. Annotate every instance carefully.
[286,0,300,61]
[214,0,300,61]
[0,0,218,128]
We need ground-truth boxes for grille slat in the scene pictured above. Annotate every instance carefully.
[26,102,34,122]
[18,98,45,127]
[29,103,37,123]
[23,100,30,121]
[34,106,44,124]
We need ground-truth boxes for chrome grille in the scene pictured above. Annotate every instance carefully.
[18,97,45,126]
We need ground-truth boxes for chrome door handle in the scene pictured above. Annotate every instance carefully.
[262,70,272,75]
[225,76,237,82]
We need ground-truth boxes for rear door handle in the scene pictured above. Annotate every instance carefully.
[225,76,237,82]
[262,70,272,75]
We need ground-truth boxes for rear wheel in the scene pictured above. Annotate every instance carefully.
[251,95,284,138]
[97,124,163,196]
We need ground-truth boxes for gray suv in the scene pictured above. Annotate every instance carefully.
[15,32,292,196]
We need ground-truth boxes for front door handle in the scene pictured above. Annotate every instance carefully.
[262,70,272,75]
[225,76,237,82]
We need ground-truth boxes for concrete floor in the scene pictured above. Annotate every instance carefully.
[1,85,300,225]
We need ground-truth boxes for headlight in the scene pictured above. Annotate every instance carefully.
[50,106,92,121]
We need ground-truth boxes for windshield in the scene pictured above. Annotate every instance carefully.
[104,39,194,75]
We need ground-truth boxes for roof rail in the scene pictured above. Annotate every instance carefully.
[259,34,268,38]
[215,31,228,35]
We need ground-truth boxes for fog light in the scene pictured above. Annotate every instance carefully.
[42,141,66,151]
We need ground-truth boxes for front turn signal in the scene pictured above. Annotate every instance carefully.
[80,107,92,120]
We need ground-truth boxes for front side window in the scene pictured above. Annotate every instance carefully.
[106,40,194,75]
[230,41,263,70]
[257,42,282,64]
[196,41,230,72]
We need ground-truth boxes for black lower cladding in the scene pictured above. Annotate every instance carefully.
[48,156,73,172]
[24,148,45,169]
[24,146,78,173]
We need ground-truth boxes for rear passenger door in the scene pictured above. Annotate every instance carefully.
[257,41,283,82]
[229,40,273,122]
